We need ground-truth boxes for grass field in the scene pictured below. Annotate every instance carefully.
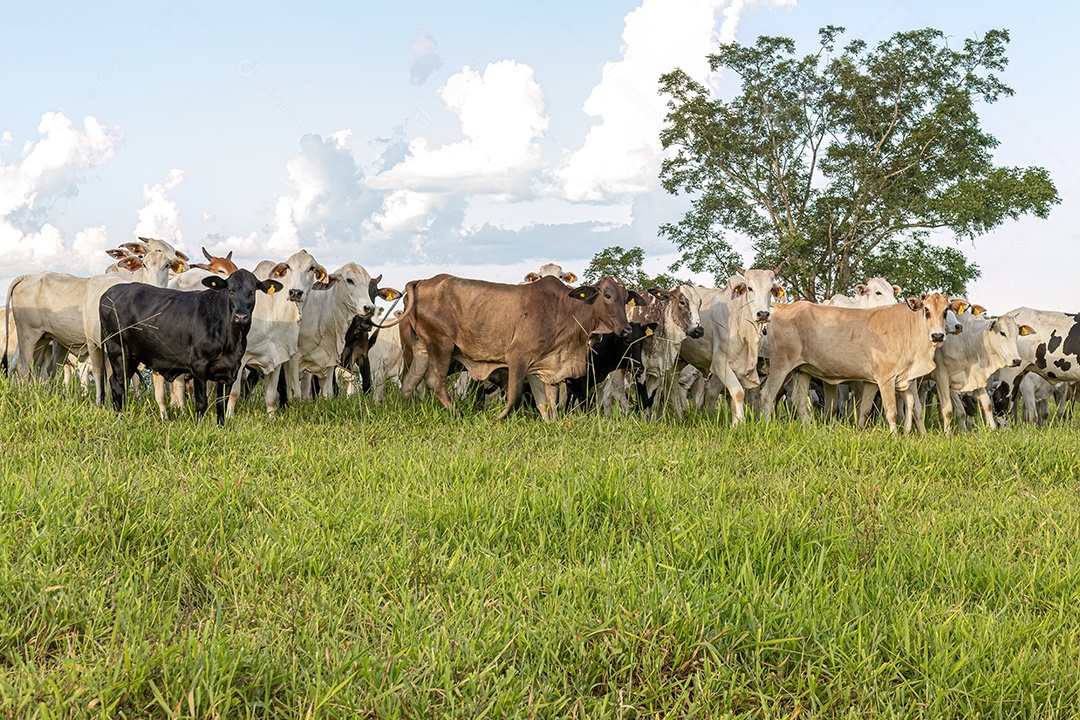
[2,378,1079,718]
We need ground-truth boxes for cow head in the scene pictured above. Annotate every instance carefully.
[266,249,328,303]
[858,277,901,306]
[728,266,783,324]
[568,276,641,338]
[906,293,950,343]
[191,247,239,276]
[315,262,394,318]
[525,263,578,286]
[202,269,283,325]
[984,315,1034,368]
[650,286,704,340]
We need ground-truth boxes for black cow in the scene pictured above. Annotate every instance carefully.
[99,269,282,425]
[565,322,656,411]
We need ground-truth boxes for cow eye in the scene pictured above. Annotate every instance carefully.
[876,291,882,295]
[346,277,355,285]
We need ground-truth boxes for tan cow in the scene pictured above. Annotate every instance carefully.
[759,293,951,433]
[399,274,642,420]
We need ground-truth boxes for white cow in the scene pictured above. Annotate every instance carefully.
[367,318,405,404]
[931,313,1033,433]
[294,263,400,399]
[523,263,577,285]
[825,277,902,308]
[224,250,329,417]
[678,267,783,425]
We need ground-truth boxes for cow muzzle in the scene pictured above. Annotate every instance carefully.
[1011,358,1021,367]
[233,312,251,325]
[616,325,632,339]
[931,332,945,343]
[687,325,704,339]
[756,310,771,322]
[288,289,304,302]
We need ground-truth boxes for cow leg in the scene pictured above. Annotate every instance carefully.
[790,372,814,425]
[526,375,557,421]
[822,383,839,420]
[758,362,794,423]
[902,385,924,435]
[263,366,282,415]
[856,384,879,429]
[214,377,228,426]
[935,374,954,435]
[498,361,528,420]
[152,372,170,420]
[320,370,335,399]
[192,378,209,420]
[89,344,107,406]
[974,387,996,430]
[107,353,130,412]
[401,350,429,408]
[878,383,899,434]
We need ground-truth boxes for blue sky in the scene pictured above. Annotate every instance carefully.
[3,0,1078,311]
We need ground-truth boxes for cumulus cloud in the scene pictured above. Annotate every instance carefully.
[410,30,443,86]
[551,0,788,202]
[368,60,548,196]
[0,112,121,278]
[134,168,186,246]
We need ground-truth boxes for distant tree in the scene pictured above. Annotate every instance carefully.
[659,26,1059,301]
[583,245,686,290]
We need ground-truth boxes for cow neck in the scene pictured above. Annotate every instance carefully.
[312,283,355,348]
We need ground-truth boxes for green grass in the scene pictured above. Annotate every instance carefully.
[2,378,1079,718]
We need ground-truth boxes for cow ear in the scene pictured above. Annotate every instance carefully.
[314,265,329,284]
[855,284,867,295]
[644,322,659,336]
[106,248,129,259]
[314,274,340,291]
[171,259,188,273]
[118,257,144,271]
[259,279,284,295]
[377,287,403,300]
[647,287,665,300]
[569,286,599,302]
[202,275,228,290]
[949,298,969,314]
[562,272,578,284]
[771,285,785,299]
[906,296,923,311]
[731,281,747,296]
[175,250,189,262]
[627,290,646,307]
[971,304,987,316]
[524,272,540,283]
[892,284,902,297]
[271,262,289,278]
[1019,325,1035,336]
[989,319,999,332]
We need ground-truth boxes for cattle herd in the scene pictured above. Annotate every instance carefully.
[3,239,1079,432]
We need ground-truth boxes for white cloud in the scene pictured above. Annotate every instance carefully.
[134,168,186,246]
[410,30,443,86]
[367,60,548,196]
[551,0,789,202]
[0,131,11,149]
[0,112,121,279]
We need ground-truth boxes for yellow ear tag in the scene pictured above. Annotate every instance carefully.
[973,305,985,315]
[266,285,275,294]
[645,327,654,336]
[627,298,635,307]
[776,288,784,298]
[1020,326,1030,336]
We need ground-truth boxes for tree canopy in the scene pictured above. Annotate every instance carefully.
[659,26,1059,300]
[582,245,686,290]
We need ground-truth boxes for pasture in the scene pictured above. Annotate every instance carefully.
[2,378,1079,718]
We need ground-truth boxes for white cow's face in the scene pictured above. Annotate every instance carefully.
[728,269,780,324]
[985,315,1029,368]
[674,285,704,339]
[857,277,901,307]
[268,249,328,303]
[324,262,377,318]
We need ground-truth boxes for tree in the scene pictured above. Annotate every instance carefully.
[583,245,686,290]
[659,26,1059,301]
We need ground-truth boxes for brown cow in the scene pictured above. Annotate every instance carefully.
[759,293,951,433]
[399,274,642,420]
[191,247,239,276]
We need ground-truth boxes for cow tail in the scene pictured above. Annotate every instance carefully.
[3,275,25,375]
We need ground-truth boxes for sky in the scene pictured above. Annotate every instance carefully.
[3,0,1079,312]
